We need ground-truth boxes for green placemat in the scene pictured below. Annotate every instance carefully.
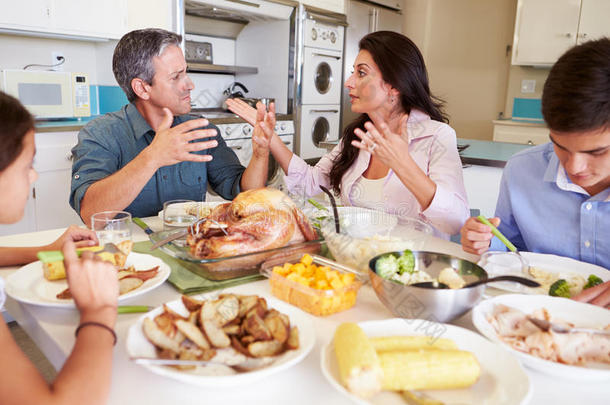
[133,241,264,295]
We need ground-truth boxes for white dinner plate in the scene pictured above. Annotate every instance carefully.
[320,319,531,405]
[126,293,315,387]
[5,252,171,308]
[478,252,610,294]
[157,201,223,226]
[472,294,610,380]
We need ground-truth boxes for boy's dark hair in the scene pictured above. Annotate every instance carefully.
[542,37,610,133]
[0,91,34,172]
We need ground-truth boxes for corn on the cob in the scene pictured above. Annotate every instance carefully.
[42,247,119,280]
[371,336,458,352]
[379,349,480,390]
[334,323,383,398]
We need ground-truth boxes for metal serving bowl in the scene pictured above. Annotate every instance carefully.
[368,251,489,323]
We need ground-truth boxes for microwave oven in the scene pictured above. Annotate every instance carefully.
[0,69,91,119]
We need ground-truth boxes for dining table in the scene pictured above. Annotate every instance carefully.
[0,216,607,405]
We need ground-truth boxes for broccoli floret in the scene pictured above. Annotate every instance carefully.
[549,279,571,298]
[396,250,415,274]
[584,274,603,289]
[375,254,399,279]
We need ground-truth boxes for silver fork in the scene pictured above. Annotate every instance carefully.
[527,316,610,336]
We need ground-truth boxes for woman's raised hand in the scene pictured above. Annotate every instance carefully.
[351,115,410,168]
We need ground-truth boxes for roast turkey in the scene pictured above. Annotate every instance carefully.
[186,188,318,259]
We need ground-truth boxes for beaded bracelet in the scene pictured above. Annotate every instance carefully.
[75,322,117,346]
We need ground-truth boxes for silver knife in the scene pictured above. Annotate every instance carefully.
[149,229,189,250]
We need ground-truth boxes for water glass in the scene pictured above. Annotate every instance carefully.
[91,211,132,246]
[163,199,197,230]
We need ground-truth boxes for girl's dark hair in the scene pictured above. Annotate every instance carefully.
[542,37,610,133]
[0,91,34,172]
[329,31,447,195]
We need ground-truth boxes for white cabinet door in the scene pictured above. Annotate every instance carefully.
[0,0,51,31]
[493,124,550,145]
[577,0,610,44]
[512,0,581,66]
[127,0,173,32]
[53,0,127,39]
[33,131,83,231]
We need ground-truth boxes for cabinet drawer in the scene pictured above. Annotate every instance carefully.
[493,124,549,145]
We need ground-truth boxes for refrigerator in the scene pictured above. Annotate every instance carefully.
[341,0,405,130]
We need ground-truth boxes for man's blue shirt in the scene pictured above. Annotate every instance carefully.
[490,142,610,269]
[70,103,245,219]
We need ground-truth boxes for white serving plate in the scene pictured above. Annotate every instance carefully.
[320,319,531,405]
[472,294,610,380]
[478,252,610,294]
[5,252,170,308]
[126,294,315,387]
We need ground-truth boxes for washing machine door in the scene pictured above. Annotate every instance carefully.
[302,48,342,104]
[311,116,330,147]
[315,62,332,95]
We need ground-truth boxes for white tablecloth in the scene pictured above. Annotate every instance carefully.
[0,217,607,404]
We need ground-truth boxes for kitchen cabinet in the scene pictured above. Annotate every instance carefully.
[0,130,82,237]
[493,121,549,146]
[300,0,345,14]
[462,165,504,219]
[33,131,83,231]
[0,0,127,40]
[512,0,610,66]
[127,0,174,32]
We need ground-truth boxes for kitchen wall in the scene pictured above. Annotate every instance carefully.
[403,0,518,141]
[503,65,550,119]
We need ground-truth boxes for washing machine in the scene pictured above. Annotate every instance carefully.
[296,105,340,160]
[297,11,345,160]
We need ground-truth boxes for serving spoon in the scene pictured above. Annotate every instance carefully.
[411,275,541,289]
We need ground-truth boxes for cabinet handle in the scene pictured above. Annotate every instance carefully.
[282,141,291,145]
[312,52,341,60]
[565,33,572,38]
[527,140,534,145]
[579,33,588,38]
[225,0,260,8]
[230,145,243,150]
[309,109,339,113]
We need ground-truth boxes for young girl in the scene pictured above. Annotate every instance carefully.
[227,31,469,238]
[0,91,119,405]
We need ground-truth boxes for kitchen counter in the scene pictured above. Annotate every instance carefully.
[35,113,294,132]
[320,138,534,168]
[0,220,605,405]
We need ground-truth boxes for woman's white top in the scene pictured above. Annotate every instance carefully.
[349,174,388,211]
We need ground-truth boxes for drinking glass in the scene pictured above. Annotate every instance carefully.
[163,199,197,230]
[91,211,132,247]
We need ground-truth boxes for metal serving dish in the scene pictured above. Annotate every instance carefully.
[368,251,488,323]
[149,230,322,281]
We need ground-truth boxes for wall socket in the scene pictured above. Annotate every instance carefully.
[521,79,536,94]
[51,51,64,71]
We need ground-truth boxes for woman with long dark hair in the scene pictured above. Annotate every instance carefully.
[0,91,118,405]
[227,31,469,236]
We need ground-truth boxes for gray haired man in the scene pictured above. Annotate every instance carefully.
[70,29,271,224]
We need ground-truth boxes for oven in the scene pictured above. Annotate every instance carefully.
[204,119,294,201]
